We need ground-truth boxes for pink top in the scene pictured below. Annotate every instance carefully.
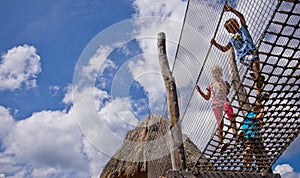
[207,81,230,108]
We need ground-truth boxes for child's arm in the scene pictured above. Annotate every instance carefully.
[225,81,230,95]
[255,108,264,119]
[211,38,231,52]
[224,4,247,27]
[196,85,211,100]
[255,108,264,128]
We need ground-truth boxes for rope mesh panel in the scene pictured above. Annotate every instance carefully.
[169,0,299,173]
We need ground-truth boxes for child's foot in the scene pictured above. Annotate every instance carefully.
[238,132,245,141]
[255,75,265,89]
[243,155,253,168]
[220,142,229,154]
[233,133,237,140]
[233,133,242,142]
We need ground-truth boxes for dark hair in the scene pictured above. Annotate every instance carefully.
[251,104,262,113]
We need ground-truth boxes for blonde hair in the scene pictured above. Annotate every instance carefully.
[211,65,223,76]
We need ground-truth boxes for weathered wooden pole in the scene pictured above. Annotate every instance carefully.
[226,47,251,113]
[157,32,187,171]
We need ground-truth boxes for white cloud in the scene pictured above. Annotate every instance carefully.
[4,110,86,169]
[0,106,15,139]
[81,138,110,178]
[62,81,139,170]
[62,85,110,110]
[0,103,110,178]
[82,46,116,81]
[127,0,192,116]
[48,85,60,96]
[132,0,188,58]
[0,45,41,91]
[69,84,138,157]
[0,80,117,177]
[274,164,300,178]
[274,164,294,175]
[127,55,161,86]
[133,0,187,20]
[99,97,138,129]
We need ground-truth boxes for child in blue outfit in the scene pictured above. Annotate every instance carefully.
[239,103,264,167]
[211,4,265,97]
[241,105,263,140]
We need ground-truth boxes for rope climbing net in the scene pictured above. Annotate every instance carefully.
[169,0,299,173]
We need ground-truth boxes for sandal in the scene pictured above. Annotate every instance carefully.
[255,75,265,89]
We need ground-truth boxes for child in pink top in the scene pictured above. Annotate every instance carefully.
[196,65,237,152]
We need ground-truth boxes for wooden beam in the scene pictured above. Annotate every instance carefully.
[157,32,187,171]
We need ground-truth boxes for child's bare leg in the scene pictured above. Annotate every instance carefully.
[251,58,262,95]
[243,142,254,167]
[217,129,223,143]
[246,143,254,157]
[218,127,229,153]
[230,119,237,137]
[251,58,260,79]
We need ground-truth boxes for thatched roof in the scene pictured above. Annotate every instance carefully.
[100,114,208,178]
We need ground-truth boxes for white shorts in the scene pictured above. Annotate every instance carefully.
[240,53,258,66]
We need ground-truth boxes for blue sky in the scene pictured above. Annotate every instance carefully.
[0,0,135,119]
[0,0,299,178]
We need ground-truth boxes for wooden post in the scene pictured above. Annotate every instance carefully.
[157,32,187,171]
[226,47,251,113]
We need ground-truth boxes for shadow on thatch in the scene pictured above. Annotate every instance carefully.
[100,114,208,178]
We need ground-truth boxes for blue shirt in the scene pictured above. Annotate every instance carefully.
[228,26,256,60]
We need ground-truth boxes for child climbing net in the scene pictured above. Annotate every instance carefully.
[211,4,267,99]
[196,65,237,153]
